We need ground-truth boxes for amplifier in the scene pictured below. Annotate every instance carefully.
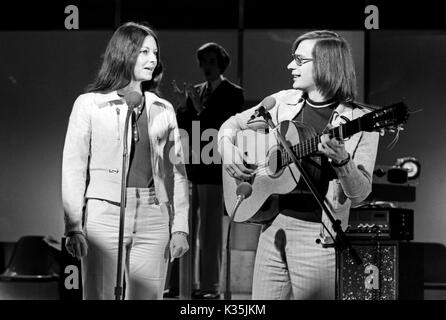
[339,241,424,300]
[346,208,413,240]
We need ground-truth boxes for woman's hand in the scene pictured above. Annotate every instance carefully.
[65,232,88,259]
[169,232,189,261]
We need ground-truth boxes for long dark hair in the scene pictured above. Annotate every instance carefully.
[86,22,163,94]
[292,30,357,103]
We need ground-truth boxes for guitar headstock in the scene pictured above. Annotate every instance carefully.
[361,101,410,132]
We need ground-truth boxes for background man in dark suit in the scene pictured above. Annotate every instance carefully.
[169,42,244,299]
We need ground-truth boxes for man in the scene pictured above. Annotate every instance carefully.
[218,30,379,299]
[171,42,244,299]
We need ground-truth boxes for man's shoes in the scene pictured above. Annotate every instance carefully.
[163,288,179,298]
[192,289,220,300]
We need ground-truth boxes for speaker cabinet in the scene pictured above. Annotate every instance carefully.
[339,240,423,300]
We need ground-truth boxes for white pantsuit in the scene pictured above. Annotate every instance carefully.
[82,188,170,300]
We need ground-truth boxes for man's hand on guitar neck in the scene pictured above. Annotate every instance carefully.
[318,134,350,165]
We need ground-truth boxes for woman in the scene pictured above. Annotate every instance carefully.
[62,22,189,300]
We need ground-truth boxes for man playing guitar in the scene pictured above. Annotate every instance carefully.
[218,30,380,300]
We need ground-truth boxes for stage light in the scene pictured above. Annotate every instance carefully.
[395,157,421,180]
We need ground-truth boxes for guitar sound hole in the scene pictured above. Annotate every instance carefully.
[267,148,283,176]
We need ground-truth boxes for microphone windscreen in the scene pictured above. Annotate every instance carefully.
[236,182,252,199]
[261,96,276,110]
[124,91,142,109]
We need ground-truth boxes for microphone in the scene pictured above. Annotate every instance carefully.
[124,91,142,110]
[236,181,252,200]
[250,96,276,120]
[230,182,253,220]
[123,91,142,143]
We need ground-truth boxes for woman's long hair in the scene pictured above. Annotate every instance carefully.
[86,22,163,94]
[292,30,357,103]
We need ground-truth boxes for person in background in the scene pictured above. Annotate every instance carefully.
[166,42,244,299]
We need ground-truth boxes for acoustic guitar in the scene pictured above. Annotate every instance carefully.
[222,101,410,223]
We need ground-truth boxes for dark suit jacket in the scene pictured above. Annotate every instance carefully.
[176,79,244,184]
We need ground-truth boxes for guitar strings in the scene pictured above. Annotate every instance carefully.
[246,136,322,174]
[241,107,399,177]
[386,126,402,150]
[242,126,339,175]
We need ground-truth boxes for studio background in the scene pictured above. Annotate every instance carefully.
[0,2,443,255]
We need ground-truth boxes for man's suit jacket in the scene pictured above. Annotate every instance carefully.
[176,79,244,185]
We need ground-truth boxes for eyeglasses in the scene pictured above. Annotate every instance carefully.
[291,54,313,66]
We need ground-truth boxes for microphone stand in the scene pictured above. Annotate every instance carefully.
[224,183,251,300]
[224,207,235,300]
[257,108,362,300]
[114,107,133,300]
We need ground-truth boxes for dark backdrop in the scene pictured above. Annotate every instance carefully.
[0,1,444,249]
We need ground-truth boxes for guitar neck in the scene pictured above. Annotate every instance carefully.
[282,118,362,166]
